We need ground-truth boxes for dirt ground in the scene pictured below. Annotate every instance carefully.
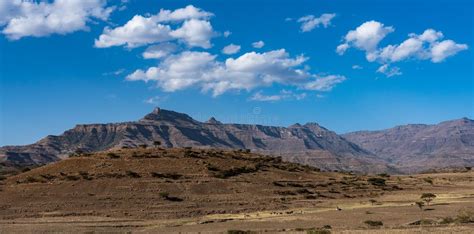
[0,148,473,233]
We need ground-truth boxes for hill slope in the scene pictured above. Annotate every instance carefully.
[343,118,474,173]
[0,147,401,220]
[0,108,391,173]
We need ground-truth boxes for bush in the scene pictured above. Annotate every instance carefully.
[65,175,80,181]
[107,152,120,159]
[126,171,141,178]
[456,210,474,223]
[0,175,6,181]
[159,192,183,202]
[227,230,251,234]
[214,166,258,179]
[367,177,386,186]
[151,172,182,180]
[423,177,434,185]
[364,220,383,227]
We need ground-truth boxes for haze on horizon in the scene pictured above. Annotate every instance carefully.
[0,0,473,146]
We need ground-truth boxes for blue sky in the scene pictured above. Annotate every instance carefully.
[0,0,473,146]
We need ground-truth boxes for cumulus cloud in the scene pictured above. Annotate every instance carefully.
[143,43,177,59]
[152,5,213,22]
[95,15,172,48]
[126,49,346,97]
[338,22,468,77]
[250,90,307,102]
[297,13,336,32]
[222,44,241,55]
[375,29,468,63]
[336,20,394,60]
[223,30,231,37]
[94,5,215,48]
[0,0,114,40]
[252,40,265,48]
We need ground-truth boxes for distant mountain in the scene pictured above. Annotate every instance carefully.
[0,108,393,174]
[343,118,474,173]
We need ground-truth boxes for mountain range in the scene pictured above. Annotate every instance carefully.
[1,108,473,174]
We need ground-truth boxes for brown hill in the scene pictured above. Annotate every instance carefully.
[0,147,399,221]
[0,108,393,174]
[343,118,474,173]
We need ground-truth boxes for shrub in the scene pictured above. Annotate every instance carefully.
[364,220,383,227]
[153,141,161,147]
[126,171,141,178]
[138,144,148,149]
[306,229,331,234]
[207,164,219,171]
[415,201,425,210]
[377,173,390,178]
[272,181,285,187]
[369,199,377,205]
[151,172,182,180]
[456,210,474,223]
[214,166,258,178]
[423,177,434,185]
[107,152,120,159]
[227,230,251,234]
[367,177,386,186]
[159,192,183,202]
[0,175,6,181]
[65,175,80,181]
[40,174,56,180]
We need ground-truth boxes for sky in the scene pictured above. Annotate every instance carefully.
[0,0,473,146]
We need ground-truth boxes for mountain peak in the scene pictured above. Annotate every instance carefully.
[140,107,197,123]
[206,117,222,124]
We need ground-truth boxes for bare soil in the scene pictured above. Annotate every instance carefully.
[0,148,473,233]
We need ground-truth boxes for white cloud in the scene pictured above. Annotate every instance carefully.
[302,75,346,91]
[1,0,114,40]
[126,49,346,97]
[250,90,307,102]
[298,13,336,32]
[169,19,214,48]
[375,29,468,63]
[338,23,468,77]
[143,43,177,59]
[152,5,212,22]
[431,39,468,63]
[223,30,231,37]
[337,20,394,59]
[95,15,172,48]
[352,65,363,70]
[94,5,215,48]
[252,40,265,48]
[222,44,241,55]
[144,96,168,105]
[376,64,402,77]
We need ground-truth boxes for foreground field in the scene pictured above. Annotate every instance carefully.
[0,148,473,233]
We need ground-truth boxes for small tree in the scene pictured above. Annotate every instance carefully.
[369,199,377,206]
[421,193,436,206]
[153,140,161,147]
[415,201,425,210]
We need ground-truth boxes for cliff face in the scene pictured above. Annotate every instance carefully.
[343,118,474,173]
[0,108,390,174]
